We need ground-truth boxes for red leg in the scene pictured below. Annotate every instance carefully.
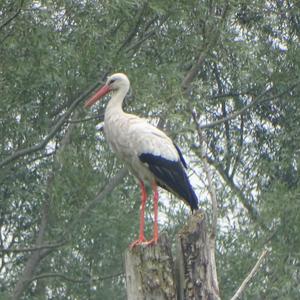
[129,181,147,248]
[139,182,159,246]
[152,182,159,243]
[139,181,147,241]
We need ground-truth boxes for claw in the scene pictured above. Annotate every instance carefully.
[141,238,157,246]
[129,239,145,249]
[129,237,158,249]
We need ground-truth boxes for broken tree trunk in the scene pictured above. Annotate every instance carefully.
[125,211,220,300]
[125,234,176,300]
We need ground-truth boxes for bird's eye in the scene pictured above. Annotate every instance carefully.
[108,79,116,85]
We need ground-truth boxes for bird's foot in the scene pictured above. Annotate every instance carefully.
[129,237,158,249]
[141,238,158,246]
[129,237,146,249]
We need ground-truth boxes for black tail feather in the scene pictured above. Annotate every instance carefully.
[139,153,199,211]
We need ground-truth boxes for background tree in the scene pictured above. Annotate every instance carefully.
[1,0,299,299]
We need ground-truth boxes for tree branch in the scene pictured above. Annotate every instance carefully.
[199,82,299,130]
[181,50,208,91]
[67,114,104,124]
[192,111,218,238]
[125,29,156,53]
[0,0,24,31]
[213,63,232,175]
[229,115,244,179]
[181,4,229,91]
[0,80,102,168]
[30,271,124,284]
[125,15,169,54]
[230,249,270,300]
[117,2,148,54]
[205,156,264,226]
[192,110,220,295]
[208,91,255,100]
[0,241,67,254]
[64,168,128,236]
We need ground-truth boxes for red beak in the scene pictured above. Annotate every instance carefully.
[84,85,111,108]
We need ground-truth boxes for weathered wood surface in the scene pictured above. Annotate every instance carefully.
[175,210,220,300]
[125,211,220,300]
[125,234,176,300]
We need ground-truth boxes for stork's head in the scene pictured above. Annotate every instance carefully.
[84,73,130,108]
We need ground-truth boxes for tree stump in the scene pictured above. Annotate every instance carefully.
[125,211,220,300]
[175,210,220,300]
[125,234,176,300]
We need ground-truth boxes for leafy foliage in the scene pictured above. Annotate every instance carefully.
[1,0,300,299]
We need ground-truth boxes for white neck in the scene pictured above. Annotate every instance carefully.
[106,86,129,115]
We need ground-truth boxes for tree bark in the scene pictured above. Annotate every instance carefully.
[125,234,176,300]
[125,211,220,300]
[175,211,220,300]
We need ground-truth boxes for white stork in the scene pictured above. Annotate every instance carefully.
[84,73,198,247]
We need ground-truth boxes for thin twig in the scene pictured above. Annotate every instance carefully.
[30,271,124,284]
[230,249,270,300]
[205,155,262,226]
[192,109,219,295]
[125,29,156,53]
[67,114,104,124]
[0,241,67,254]
[192,110,218,238]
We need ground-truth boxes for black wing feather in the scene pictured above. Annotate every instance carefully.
[139,153,198,211]
[173,143,187,169]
